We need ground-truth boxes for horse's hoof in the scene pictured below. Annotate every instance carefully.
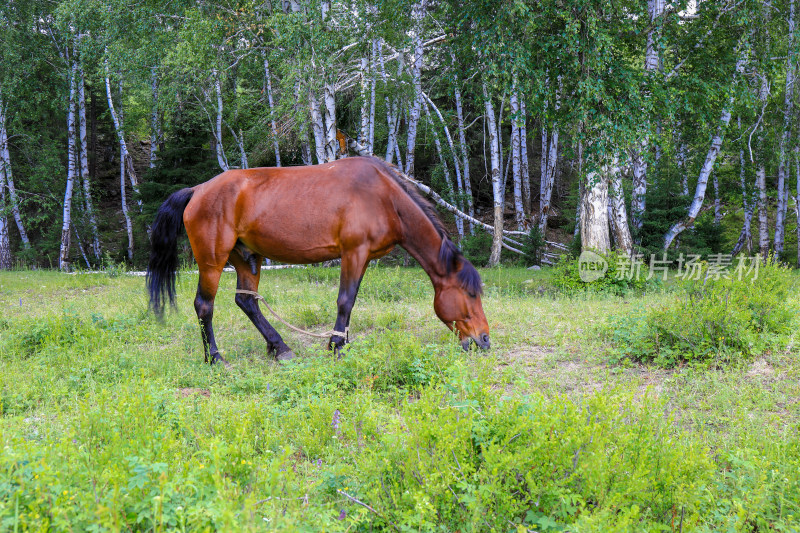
[276,349,295,361]
[210,353,231,368]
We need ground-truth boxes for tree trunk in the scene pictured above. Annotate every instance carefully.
[774,0,795,256]
[732,117,753,256]
[510,85,524,231]
[150,68,159,169]
[309,90,326,164]
[609,160,634,255]
[212,69,229,171]
[483,81,503,266]
[424,103,463,238]
[631,0,665,232]
[378,39,399,166]
[78,65,100,261]
[424,93,465,218]
[756,74,770,258]
[757,164,769,258]
[664,107,733,249]
[104,63,141,208]
[368,38,377,154]
[119,98,134,262]
[359,57,369,148]
[405,0,424,177]
[580,169,610,254]
[713,173,721,224]
[0,92,30,249]
[323,80,337,161]
[539,125,559,234]
[520,98,530,216]
[60,60,78,271]
[0,171,10,269]
[263,54,281,166]
[454,78,474,229]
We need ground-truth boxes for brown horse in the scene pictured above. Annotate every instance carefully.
[146,156,490,365]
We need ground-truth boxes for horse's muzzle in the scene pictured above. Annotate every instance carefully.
[462,333,491,351]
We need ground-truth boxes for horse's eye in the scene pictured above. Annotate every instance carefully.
[468,292,476,299]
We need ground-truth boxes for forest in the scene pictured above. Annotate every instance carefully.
[0,0,796,270]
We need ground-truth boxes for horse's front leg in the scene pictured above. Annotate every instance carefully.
[329,246,369,354]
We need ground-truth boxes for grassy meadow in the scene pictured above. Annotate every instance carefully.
[0,265,798,531]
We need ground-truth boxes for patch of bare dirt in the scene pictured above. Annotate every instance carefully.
[176,388,211,399]
[746,358,774,378]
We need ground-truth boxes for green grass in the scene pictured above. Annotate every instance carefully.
[0,266,798,531]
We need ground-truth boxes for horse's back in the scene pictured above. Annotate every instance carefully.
[183,158,403,264]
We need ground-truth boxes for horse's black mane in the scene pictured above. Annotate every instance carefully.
[368,156,483,296]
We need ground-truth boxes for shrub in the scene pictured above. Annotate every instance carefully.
[608,259,797,367]
[521,226,546,266]
[460,231,493,267]
[553,252,656,296]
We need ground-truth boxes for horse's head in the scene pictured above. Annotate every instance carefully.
[433,240,490,350]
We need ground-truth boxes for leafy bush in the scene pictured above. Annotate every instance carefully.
[608,259,797,367]
[460,230,493,267]
[521,226,546,266]
[553,252,656,296]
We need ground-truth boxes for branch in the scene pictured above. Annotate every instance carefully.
[336,490,399,530]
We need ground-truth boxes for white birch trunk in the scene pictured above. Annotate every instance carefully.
[60,60,78,271]
[309,91,326,164]
[539,126,559,234]
[359,57,369,147]
[263,55,281,166]
[520,98,530,216]
[757,165,769,258]
[323,81,337,162]
[424,103,463,238]
[0,169,10,269]
[774,0,795,255]
[378,39,398,165]
[368,38,377,154]
[664,107,733,249]
[632,0,664,232]
[423,93,464,211]
[732,116,753,256]
[483,81,503,266]
[119,99,134,262]
[510,86,524,230]
[212,69,229,171]
[104,63,141,208]
[405,0,424,177]
[150,68,159,169]
[609,160,634,255]
[795,147,800,266]
[454,79,474,229]
[580,169,611,254]
[78,65,100,261]
[0,93,29,248]
[713,173,722,224]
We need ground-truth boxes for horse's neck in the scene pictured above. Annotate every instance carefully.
[397,200,446,282]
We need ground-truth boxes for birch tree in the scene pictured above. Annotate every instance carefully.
[60,58,78,271]
[483,80,503,266]
[77,64,100,261]
[0,92,29,250]
[774,0,795,256]
[405,0,425,177]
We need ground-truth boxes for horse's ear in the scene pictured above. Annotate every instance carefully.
[438,238,461,274]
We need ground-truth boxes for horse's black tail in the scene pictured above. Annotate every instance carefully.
[146,187,194,318]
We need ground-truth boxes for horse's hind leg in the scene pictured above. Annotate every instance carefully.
[230,252,295,361]
[195,265,228,366]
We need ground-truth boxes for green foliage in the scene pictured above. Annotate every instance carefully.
[521,225,545,266]
[553,253,655,297]
[608,259,797,367]
[460,230,493,267]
